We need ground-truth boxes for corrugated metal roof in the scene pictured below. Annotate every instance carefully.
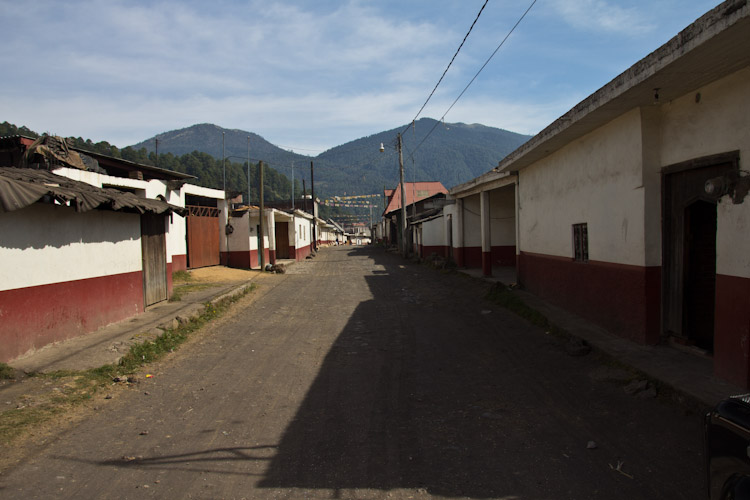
[383,181,448,215]
[0,167,184,215]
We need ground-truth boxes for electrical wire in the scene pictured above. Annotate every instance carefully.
[410,0,538,156]
[402,0,490,136]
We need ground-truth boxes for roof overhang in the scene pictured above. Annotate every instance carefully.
[292,209,314,220]
[76,149,195,181]
[498,1,750,174]
[450,170,516,198]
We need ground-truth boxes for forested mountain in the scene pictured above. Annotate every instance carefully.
[131,119,531,197]
[311,118,530,195]
[130,123,308,170]
[2,119,531,200]
[0,121,298,202]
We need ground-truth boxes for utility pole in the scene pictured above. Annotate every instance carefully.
[303,179,307,212]
[291,161,295,211]
[412,156,417,219]
[259,160,265,271]
[246,137,250,207]
[222,132,227,266]
[311,161,317,251]
[398,133,407,257]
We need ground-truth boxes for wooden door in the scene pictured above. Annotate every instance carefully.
[141,214,168,306]
[663,157,735,347]
[275,222,290,259]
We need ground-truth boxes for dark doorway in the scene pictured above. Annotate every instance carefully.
[662,152,737,351]
[682,200,717,352]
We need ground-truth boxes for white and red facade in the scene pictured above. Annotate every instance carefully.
[227,207,316,269]
[448,1,750,387]
[0,140,227,363]
[0,191,158,362]
[52,166,226,279]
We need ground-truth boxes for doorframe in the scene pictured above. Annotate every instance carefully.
[660,150,740,344]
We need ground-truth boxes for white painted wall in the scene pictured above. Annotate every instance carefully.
[293,212,313,249]
[227,211,251,252]
[462,194,481,247]
[717,195,750,279]
[660,67,750,278]
[0,203,141,291]
[52,168,227,264]
[422,216,445,247]
[518,109,646,266]
[247,210,272,253]
[660,67,750,170]
[489,186,515,246]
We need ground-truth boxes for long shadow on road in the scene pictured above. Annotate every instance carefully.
[257,247,704,499]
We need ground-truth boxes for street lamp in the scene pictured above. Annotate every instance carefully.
[380,135,407,257]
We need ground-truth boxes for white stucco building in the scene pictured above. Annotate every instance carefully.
[0,136,227,362]
[448,0,750,387]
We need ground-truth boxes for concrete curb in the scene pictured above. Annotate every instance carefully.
[10,276,264,374]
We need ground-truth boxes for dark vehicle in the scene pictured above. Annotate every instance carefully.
[706,395,750,499]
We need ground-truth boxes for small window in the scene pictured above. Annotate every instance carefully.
[573,223,588,262]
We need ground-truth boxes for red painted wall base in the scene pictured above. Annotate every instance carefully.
[421,245,450,259]
[227,251,252,269]
[172,254,188,272]
[463,247,482,268]
[293,244,312,261]
[519,252,661,345]
[0,272,144,362]
[482,251,492,276]
[714,274,750,388]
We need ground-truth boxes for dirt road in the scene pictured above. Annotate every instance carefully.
[0,246,704,499]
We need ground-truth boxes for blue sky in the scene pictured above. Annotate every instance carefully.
[1,0,720,153]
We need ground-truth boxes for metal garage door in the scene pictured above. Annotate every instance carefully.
[186,205,220,269]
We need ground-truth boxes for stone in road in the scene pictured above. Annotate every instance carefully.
[0,246,703,499]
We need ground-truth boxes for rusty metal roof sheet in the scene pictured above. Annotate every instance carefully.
[0,167,185,215]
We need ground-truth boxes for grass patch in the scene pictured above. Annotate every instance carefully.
[0,363,15,380]
[169,282,214,302]
[0,284,255,446]
[485,282,570,339]
[172,270,193,283]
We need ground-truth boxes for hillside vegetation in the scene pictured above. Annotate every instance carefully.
[1,119,531,201]
[0,121,298,202]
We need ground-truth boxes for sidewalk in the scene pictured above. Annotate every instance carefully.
[458,266,745,408]
[9,262,294,374]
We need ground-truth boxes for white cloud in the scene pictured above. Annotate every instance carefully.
[550,0,655,35]
[3,0,714,155]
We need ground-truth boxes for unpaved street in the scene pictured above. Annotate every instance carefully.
[0,246,704,499]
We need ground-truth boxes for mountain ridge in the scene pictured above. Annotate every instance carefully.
[129,120,531,196]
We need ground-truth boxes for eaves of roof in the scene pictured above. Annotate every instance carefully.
[497,1,750,175]
[75,148,195,181]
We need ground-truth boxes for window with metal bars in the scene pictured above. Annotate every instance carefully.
[573,223,588,262]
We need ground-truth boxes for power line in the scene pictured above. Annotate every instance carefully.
[410,0,538,157]
[402,0,490,136]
